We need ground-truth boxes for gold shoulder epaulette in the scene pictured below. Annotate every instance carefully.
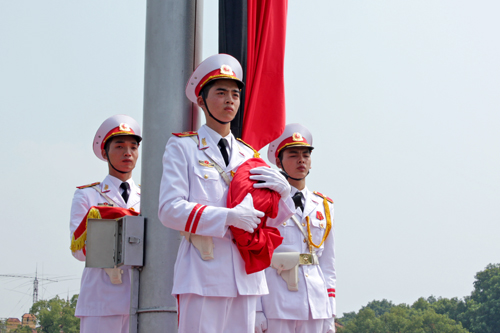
[172,131,198,137]
[236,138,260,158]
[76,182,100,189]
[313,191,334,203]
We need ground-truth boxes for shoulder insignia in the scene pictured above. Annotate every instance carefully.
[313,191,334,203]
[76,182,100,189]
[236,138,260,158]
[172,131,198,137]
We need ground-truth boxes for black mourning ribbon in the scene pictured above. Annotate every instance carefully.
[218,138,230,166]
[120,182,130,203]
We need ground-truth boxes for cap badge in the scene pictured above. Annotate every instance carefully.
[198,160,214,168]
[292,132,303,142]
[119,123,131,132]
[220,64,233,75]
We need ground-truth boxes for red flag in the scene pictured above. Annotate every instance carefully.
[227,158,283,274]
[242,0,288,151]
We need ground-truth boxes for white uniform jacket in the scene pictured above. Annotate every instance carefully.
[261,187,336,320]
[158,125,294,297]
[70,175,140,317]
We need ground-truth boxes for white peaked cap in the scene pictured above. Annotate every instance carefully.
[185,54,244,104]
[267,123,314,165]
[93,114,142,161]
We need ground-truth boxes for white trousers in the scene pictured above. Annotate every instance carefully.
[267,318,328,333]
[177,293,258,333]
[80,315,129,333]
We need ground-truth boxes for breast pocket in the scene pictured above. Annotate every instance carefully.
[309,217,326,253]
[189,166,224,203]
[280,220,302,246]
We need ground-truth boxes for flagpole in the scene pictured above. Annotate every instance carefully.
[132,1,202,332]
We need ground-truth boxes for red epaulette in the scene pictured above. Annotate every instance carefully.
[76,182,100,189]
[172,131,198,137]
[313,191,334,203]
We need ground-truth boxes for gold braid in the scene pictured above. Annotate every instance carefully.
[306,197,332,248]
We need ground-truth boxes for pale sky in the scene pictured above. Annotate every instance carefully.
[1,0,500,321]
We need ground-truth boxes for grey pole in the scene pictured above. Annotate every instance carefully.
[131,1,202,332]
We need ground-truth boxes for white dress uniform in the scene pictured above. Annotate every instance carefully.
[70,175,140,331]
[261,186,336,333]
[158,125,294,332]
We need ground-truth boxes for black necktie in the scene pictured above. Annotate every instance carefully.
[120,182,130,203]
[292,191,304,212]
[218,138,230,166]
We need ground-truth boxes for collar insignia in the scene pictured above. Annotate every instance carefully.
[202,138,207,146]
[316,211,324,220]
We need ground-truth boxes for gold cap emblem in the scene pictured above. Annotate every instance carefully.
[220,64,233,75]
[292,132,303,142]
[119,123,131,131]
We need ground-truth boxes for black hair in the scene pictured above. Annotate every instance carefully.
[104,135,140,151]
[199,80,217,98]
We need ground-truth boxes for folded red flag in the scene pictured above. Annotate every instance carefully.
[227,158,283,274]
[70,206,140,255]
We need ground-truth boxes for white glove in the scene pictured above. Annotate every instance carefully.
[255,311,268,333]
[226,193,264,233]
[324,317,335,333]
[249,166,291,199]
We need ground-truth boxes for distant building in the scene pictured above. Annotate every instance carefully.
[5,318,21,331]
[4,314,36,332]
[21,314,36,329]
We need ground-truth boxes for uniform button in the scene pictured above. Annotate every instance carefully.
[204,174,208,179]
[305,273,309,277]
[303,239,307,243]
[302,223,306,227]
[283,222,287,226]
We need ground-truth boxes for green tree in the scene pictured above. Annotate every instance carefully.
[338,301,469,333]
[11,325,33,333]
[363,299,397,316]
[30,295,80,333]
[466,263,500,333]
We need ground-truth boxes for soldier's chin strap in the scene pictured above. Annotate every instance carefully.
[105,148,128,174]
[201,90,231,125]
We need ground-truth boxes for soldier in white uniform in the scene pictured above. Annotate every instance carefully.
[69,115,142,333]
[255,123,336,333]
[158,54,295,333]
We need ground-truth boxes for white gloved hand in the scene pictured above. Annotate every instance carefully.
[324,317,335,333]
[249,166,291,199]
[226,193,264,233]
[255,311,268,333]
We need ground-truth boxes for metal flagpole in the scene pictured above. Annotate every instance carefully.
[131,1,202,332]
